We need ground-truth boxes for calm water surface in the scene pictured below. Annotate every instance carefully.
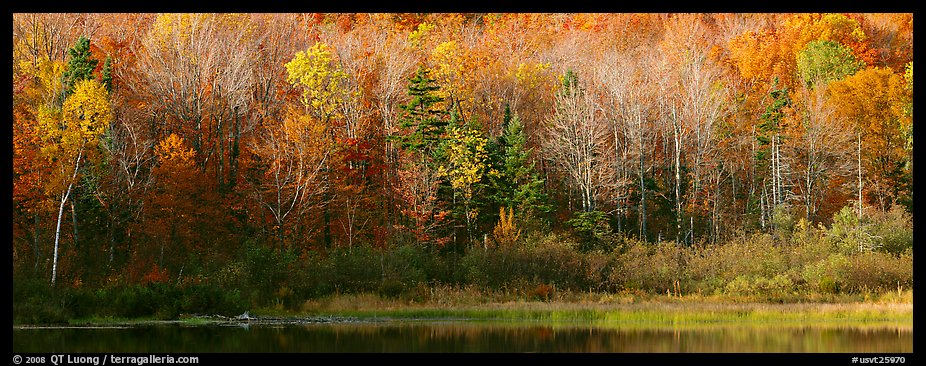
[12,321,912,353]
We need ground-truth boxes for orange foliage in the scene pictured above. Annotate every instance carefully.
[141,264,170,285]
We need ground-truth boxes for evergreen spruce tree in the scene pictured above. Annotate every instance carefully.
[61,36,99,98]
[394,66,450,160]
[756,77,792,225]
[487,104,549,223]
[101,56,113,93]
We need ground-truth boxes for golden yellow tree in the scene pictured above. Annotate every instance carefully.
[39,79,112,286]
[438,124,489,242]
[827,67,912,212]
[492,207,521,248]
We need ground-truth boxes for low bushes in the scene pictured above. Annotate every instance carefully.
[14,205,912,322]
[12,279,247,324]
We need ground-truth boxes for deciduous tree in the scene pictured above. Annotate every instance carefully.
[40,79,112,285]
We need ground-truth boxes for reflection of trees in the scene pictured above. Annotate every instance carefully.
[12,324,911,353]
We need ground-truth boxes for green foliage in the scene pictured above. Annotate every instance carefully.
[61,36,99,98]
[241,245,299,304]
[461,232,588,291]
[101,56,113,93]
[13,278,247,324]
[802,253,850,294]
[867,205,912,255]
[756,77,790,160]
[13,278,71,324]
[394,66,450,157]
[841,251,913,293]
[796,40,864,88]
[770,204,795,242]
[826,205,886,255]
[788,219,834,270]
[559,69,579,95]
[566,210,612,250]
[487,105,549,223]
[684,233,788,294]
[724,274,794,299]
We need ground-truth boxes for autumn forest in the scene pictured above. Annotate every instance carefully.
[12,13,913,321]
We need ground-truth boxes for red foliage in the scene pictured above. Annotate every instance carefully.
[141,264,170,285]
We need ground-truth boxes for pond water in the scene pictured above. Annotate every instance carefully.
[12,321,912,353]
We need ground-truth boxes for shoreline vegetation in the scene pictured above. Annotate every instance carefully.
[14,211,912,326]
[40,292,913,328]
[14,214,912,326]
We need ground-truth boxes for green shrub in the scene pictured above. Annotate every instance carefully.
[802,254,850,294]
[610,240,686,294]
[377,278,405,298]
[684,233,785,288]
[770,204,796,243]
[787,222,834,270]
[13,278,71,324]
[462,232,589,292]
[724,275,755,296]
[868,205,912,255]
[754,274,794,298]
[566,210,613,251]
[242,245,299,304]
[724,274,794,299]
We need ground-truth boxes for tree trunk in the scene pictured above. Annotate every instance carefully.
[108,217,115,265]
[217,113,225,190]
[673,117,682,244]
[278,219,285,256]
[771,135,778,207]
[52,149,82,286]
[324,167,332,249]
[33,212,41,273]
[51,186,71,286]
[857,131,863,218]
[748,125,756,217]
[230,106,240,190]
[639,144,646,242]
[71,200,78,250]
[759,183,766,230]
[805,141,814,221]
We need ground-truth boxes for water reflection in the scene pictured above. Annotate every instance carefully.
[12,322,912,353]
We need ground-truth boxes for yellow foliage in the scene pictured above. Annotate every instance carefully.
[407,22,434,48]
[19,56,66,110]
[438,126,488,201]
[430,40,468,109]
[828,67,910,135]
[36,105,63,158]
[156,133,195,165]
[285,42,349,121]
[36,79,111,197]
[493,206,521,248]
[513,62,551,90]
[152,14,196,50]
[62,80,112,139]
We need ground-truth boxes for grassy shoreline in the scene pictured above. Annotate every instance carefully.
[51,300,911,328]
[19,289,913,327]
[239,289,914,326]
